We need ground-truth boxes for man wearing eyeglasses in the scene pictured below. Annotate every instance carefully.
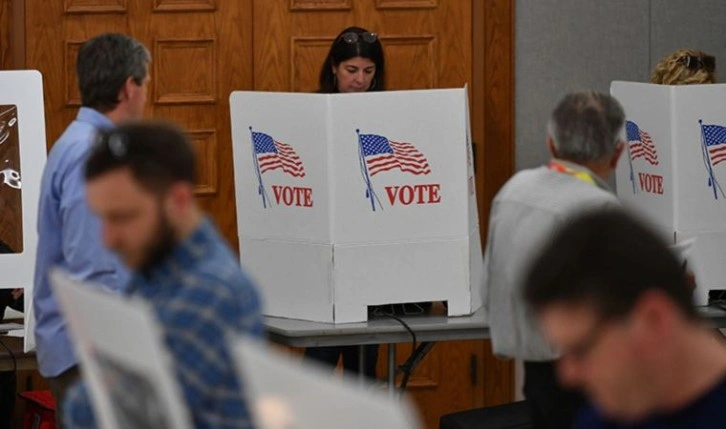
[524,209,726,428]
[482,92,625,429]
[62,122,264,429]
[32,33,150,427]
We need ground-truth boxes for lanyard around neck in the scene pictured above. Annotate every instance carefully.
[548,160,597,186]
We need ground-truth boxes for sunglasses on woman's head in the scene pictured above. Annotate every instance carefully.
[338,32,378,44]
[679,55,716,72]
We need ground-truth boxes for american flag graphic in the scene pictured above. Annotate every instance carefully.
[703,124,726,166]
[359,134,431,176]
[626,121,659,166]
[251,131,305,178]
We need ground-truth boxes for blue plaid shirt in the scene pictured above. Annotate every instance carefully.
[64,218,265,428]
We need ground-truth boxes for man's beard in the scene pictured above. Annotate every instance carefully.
[138,210,178,277]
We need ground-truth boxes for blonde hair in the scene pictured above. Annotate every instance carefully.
[650,49,716,85]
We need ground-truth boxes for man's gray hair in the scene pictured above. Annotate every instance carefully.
[547,91,625,163]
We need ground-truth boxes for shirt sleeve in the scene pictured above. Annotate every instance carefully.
[481,201,498,315]
[58,155,126,292]
[63,380,98,429]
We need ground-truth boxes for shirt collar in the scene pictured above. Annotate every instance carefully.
[549,159,612,191]
[76,107,114,131]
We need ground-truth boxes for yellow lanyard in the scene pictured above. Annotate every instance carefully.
[548,160,597,186]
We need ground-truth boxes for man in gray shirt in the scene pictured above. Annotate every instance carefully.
[482,91,625,429]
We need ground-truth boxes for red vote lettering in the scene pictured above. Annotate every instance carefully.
[400,185,414,205]
[303,187,313,207]
[637,173,664,195]
[384,184,442,206]
[272,185,314,207]
[429,184,441,203]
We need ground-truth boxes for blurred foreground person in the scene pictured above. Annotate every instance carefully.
[525,209,726,428]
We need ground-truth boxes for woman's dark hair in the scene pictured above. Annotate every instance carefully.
[318,26,386,93]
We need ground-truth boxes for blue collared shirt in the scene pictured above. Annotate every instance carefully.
[33,107,129,377]
[64,218,265,429]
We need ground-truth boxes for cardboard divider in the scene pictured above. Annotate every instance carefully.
[231,88,483,322]
[0,70,48,351]
[612,81,726,305]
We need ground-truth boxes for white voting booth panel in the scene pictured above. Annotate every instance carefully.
[50,269,192,429]
[231,88,483,323]
[232,336,422,429]
[0,70,48,351]
[612,81,726,305]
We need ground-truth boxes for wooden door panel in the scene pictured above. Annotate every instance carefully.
[291,37,334,92]
[25,0,252,248]
[383,36,438,89]
[1,0,13,70]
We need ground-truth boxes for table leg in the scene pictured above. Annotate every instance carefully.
[358,345,366,384]
[387,344,396,394]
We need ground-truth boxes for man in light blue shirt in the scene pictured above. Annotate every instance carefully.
[33,33,150,426]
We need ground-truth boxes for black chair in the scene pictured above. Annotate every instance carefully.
[440,401,532,429]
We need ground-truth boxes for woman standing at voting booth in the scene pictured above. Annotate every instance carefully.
[303,26,385,379]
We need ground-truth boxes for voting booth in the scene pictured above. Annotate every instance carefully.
[0,71,47,351]
[612,81,726,305]
[230,88,483,323]
[51,269,192,429]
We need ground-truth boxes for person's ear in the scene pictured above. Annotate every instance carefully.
[546,136,558,158]
[118,76,136,103]
[165,182,194,216]
[610,140,625,169]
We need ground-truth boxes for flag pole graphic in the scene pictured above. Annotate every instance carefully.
[356,129,382,212]
[625,133,637,194]
[249,127,271,208]
[699,120,725,200]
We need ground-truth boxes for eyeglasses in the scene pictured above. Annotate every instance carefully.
[679,55,716,72]
[559,317,619,363]
[338,31,378,44]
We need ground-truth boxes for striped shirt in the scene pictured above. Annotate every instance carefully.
[64,218,265,428]
[482,160,620,361]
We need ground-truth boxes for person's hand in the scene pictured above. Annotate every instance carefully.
[11,288,23,300]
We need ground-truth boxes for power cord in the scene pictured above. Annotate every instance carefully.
[382,314,426,397]
[370,304,437,396]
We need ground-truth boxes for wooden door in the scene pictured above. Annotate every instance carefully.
[21,0,253,247]
[253,0,470,92]
[252,2,511,428]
